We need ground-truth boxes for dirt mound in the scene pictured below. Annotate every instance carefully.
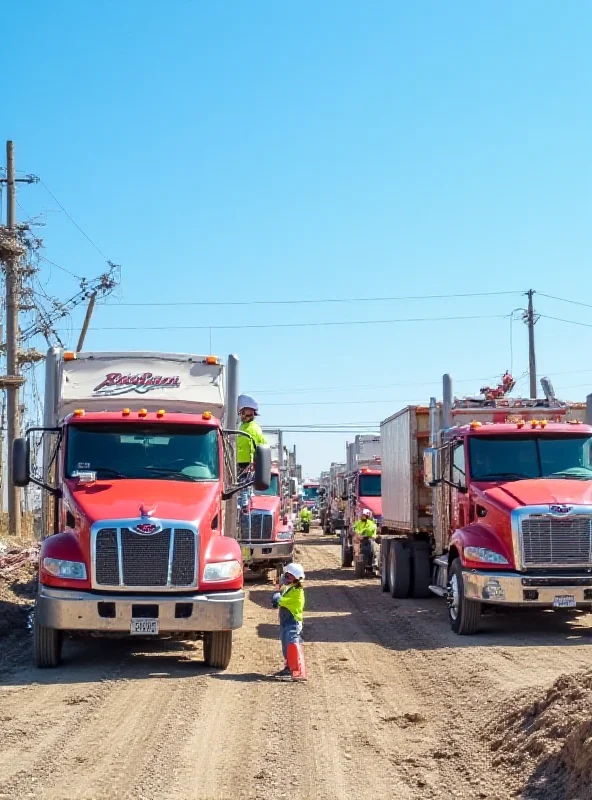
[0,541,37,639]
[490,670,592,799]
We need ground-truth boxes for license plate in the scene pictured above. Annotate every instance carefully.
[552,595,576,609]
[130,618,159,635]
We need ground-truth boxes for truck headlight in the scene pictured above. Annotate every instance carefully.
[276,531,293,541]
[203,560,242,581]
[43,557,87,580]
[464,547,508,565]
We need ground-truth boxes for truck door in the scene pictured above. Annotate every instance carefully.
[451,439,469,531]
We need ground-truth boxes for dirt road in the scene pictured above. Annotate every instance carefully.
[1,532,592,800]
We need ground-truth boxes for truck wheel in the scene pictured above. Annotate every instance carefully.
[203,631,233,669]
[447,558,481,635]
[389,540,410,599]
[34,616,63,668]
[341,532,353,568]
[380,540,391,592]
[411,542,431,599]
[354,557,365,579]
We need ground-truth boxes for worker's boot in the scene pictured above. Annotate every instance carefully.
[273,664,291,680]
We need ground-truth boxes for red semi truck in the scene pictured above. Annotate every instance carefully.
[13,349,270,668]
[341,435,382,569]
[239,463,295,581]
[379,374,592,634]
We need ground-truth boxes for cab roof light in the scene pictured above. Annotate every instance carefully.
[138,409,148,418]
[531,420,539,429]
[540,419,548,428]
[73,408,85,418]
[202,411,212,420]
[122,408,130,416]
[157,409,166,418]
[63,352,76,362]
[470,420,482,430]
[205,356,218,365]
[516,420,525,429]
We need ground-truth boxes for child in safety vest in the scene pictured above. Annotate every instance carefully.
[271,563,306,681]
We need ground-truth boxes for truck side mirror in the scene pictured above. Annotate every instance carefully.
[423,447,440,487]
[254,445,272,491]
[13,437,31,487]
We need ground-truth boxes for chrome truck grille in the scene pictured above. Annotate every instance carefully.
[92,522,198,590]
[520,514,592,567]
[239,511,273,542]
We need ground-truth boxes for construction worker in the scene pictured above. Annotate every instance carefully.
[299,505,312,533]
[271,562,306,681]
[237,394,266,471]
[354,508,378,565]
[236,395,266,514]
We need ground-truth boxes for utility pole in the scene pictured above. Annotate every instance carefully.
[526,289,538,399]
[76,291,97,351]
[0,142,37,536]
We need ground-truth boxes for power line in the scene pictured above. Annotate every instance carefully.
[59,312,508,332]
[252,375,501,395]
[104,289,522,308]
[39,178,112,263]
[38,254,83,280]
[539,314,592,330]
[537,292,592,311]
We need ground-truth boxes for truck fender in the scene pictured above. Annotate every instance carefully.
[39,531,91,589]
[449,523,513,568]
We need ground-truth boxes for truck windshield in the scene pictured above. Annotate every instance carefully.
[303,486,318,500]
[469,435,592,481]
[359,474,381,496]
[66,424,219,481]
[254,474,280,496]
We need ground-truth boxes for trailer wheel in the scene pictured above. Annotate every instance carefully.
[388,540,410,598]
[203,631,233,669]
[447,558,481,635]
[34,615,63,669]
[341,531,353,568]
[380,539,391,592]
[411,542,431,599]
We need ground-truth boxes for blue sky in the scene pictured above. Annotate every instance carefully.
[3,1,592,476]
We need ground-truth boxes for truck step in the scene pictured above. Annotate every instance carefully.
[428,585,446,597]
[433,556,448,569]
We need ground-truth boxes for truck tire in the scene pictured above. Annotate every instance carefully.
[380,539,391,592]
[410,541,431,599]
[448,558,481,635]
[34,616,63,668]
[203,631,233,669]
[389,540,411,599]
[354,557,365,579]
[341,532,353,568]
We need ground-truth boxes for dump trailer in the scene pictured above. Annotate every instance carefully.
[379,374,592,635]
[14,349,270,668]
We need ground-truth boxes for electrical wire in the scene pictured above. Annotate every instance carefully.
[539,314,592,330]
[104,289,523,308]
[537,292,592,311]
[58,312,508,332]
[39,179,111,262]
[251,375,501,395]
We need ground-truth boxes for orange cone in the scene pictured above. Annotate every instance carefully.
[286,642,307,681]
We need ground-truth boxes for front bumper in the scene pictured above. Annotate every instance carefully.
[36,585,244,632]
[240,541,293,564]
[463,570,592,607]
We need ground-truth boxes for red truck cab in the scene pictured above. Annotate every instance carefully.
[14,350,270,668]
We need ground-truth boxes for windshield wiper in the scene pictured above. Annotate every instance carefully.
[91,467,127,479]
[548,470,592,481]
[475,472,533,481]
[142,468,198,482]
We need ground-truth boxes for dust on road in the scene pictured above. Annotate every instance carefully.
[1,532,591,800]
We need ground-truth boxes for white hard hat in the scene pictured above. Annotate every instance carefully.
[362,508,373,517]
[284,562,305,581]
[238,394,259,415]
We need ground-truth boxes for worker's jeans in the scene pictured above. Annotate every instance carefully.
[279,613,302,662]
[237,464,253,524]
